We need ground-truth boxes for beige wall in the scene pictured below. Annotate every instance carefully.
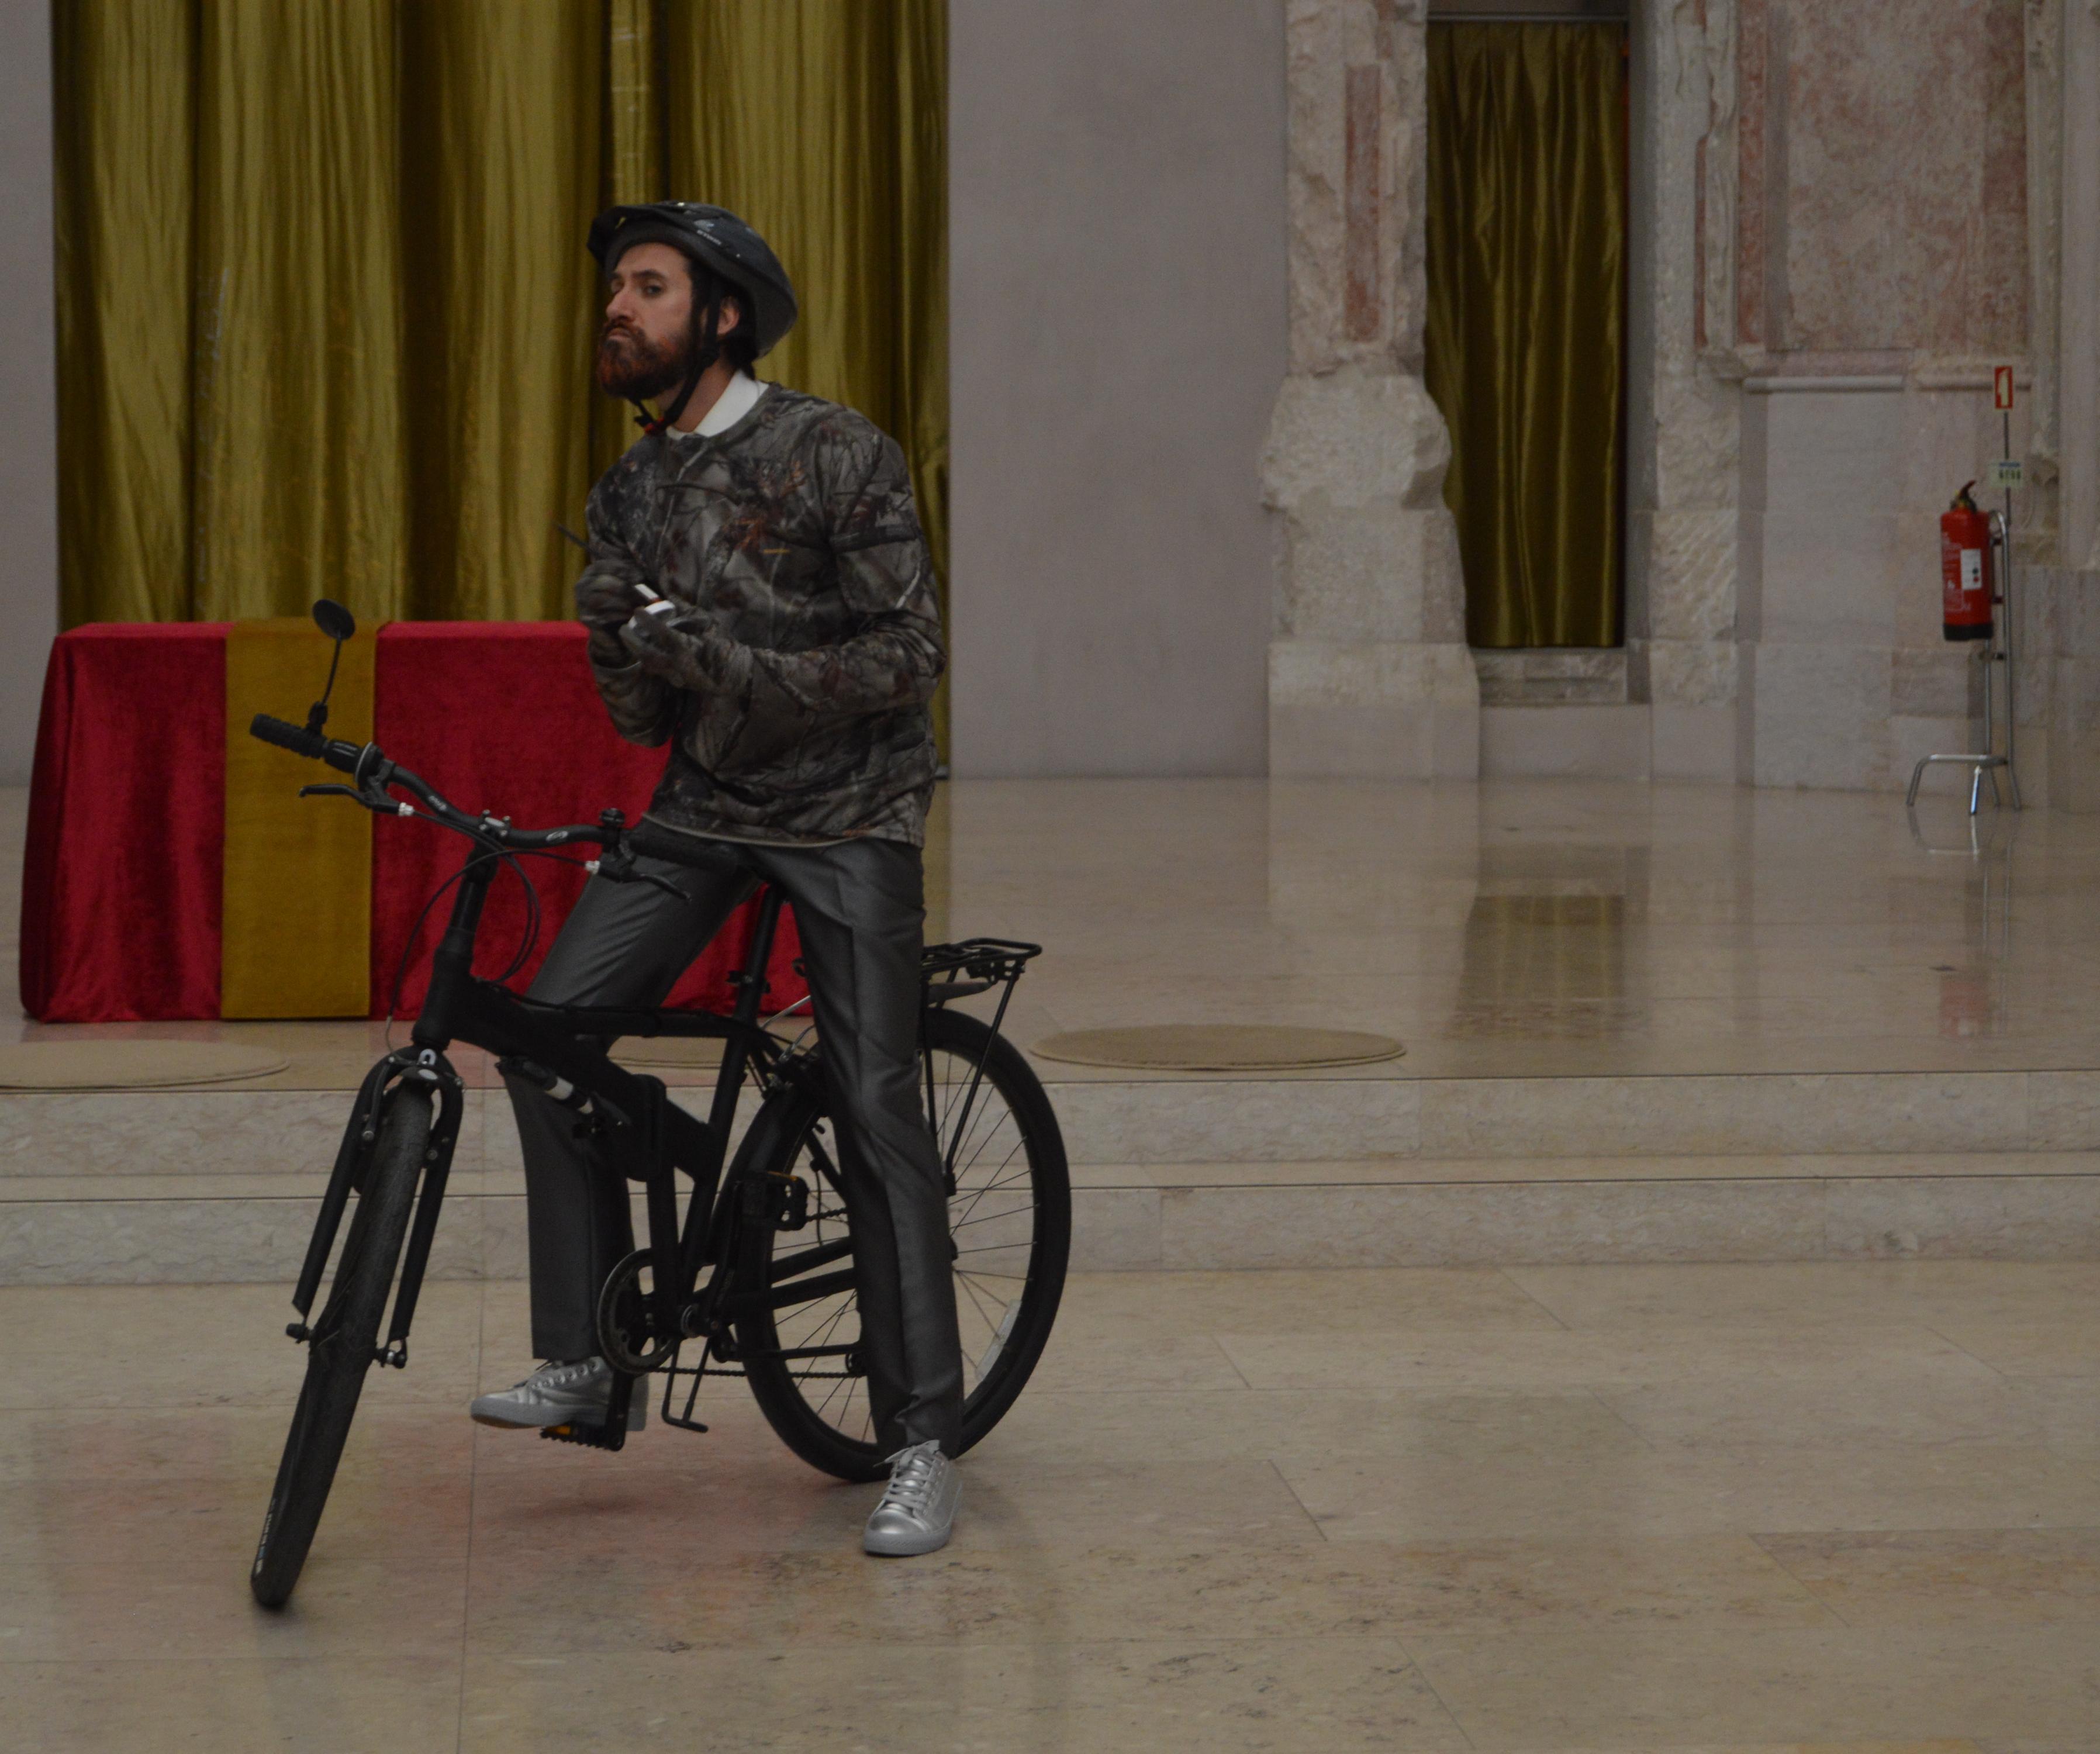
[947,0,1287,776]
[0,0,55,785]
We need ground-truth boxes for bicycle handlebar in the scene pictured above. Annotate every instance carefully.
[246,713,614,852]
[250,714,362,773]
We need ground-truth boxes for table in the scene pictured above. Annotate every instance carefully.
[20,622,806,1023]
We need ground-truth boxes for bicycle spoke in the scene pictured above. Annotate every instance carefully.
[955,1270,1001,1341]
[948,1202,1038,1233]
[743,1008,1066,1480]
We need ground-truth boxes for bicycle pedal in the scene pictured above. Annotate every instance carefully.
[538,1419,627,1453]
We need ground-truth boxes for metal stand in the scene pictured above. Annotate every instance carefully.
[1907,507,2022,816]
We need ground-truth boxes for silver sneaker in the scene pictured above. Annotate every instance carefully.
[468,1357,647,1431]
[863,1440,960,1556]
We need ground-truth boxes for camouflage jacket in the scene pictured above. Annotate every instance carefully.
[578,386,945,847]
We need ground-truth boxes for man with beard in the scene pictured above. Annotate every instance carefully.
[467,203,962,1559]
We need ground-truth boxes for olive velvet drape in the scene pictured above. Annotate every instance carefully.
[52,0,948,730]
[1424,22,1626,650]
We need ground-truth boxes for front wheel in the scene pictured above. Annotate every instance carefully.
[738,1005,1070,1482]
[250,1083,430,1609]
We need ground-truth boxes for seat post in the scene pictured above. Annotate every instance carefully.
[700,886,787,1165]
[732,887,786,1027]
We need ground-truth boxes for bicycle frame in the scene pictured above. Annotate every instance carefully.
[252,679,1049,1475]
[292,838,799,1422]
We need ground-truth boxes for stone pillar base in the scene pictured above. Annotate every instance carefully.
[1269,638,1481,779]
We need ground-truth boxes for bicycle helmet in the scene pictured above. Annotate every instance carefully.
[589,202,798,433]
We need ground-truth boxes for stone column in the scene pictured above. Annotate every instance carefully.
[1262,0,1479,780]
[1625,0,1742,782]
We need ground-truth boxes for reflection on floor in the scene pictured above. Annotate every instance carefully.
[7,778,2094,1079]
[7,780,2100,1277]
[6,1263,2096,1750]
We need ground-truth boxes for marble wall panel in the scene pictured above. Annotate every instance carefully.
[1648,378,1742,513]
[1742,0,2028,354]
[1743,641,1893,790]
[1891,647,1980,720]
[1472,650,1626,707]
[1642,640,1738,710]
[1636,510,1739,645]
[1650,704,1739,782]
[1752,391,1905,645]
[1479,706,1652,782]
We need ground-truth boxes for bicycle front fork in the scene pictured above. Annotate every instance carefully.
[286,1048,465,1370]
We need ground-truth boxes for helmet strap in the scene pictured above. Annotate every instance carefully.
[635,286,723,437]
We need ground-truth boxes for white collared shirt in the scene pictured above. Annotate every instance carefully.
[675,370,768,440]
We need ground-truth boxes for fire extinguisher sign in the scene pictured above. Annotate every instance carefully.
[1995,366,2015,411]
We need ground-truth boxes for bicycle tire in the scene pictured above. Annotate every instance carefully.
[250,1083,431,1609]
[737,1006,1069,1482]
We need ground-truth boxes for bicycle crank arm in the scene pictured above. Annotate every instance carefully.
[538,1369,637,1452]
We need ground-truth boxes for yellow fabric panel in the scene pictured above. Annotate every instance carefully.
[51,0,195,625]
[399,1,606,621]
[665,0,951,751]
[221,620,374,1019]
[1424,23,1627,649]
[594,0,669,477]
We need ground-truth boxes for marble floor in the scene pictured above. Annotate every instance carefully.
[8,776,2097,1085]
[4,1261,2097,1750]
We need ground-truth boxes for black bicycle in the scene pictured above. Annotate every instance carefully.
[245,605,1069,1609]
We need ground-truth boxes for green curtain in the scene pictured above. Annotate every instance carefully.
[665,0,949,740]
[52,0,949,696]
[1424,22,1626,650]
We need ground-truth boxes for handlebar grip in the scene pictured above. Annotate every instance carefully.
[250,714,327,759]
[250,714,363,775]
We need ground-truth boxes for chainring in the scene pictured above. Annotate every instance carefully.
[595,1247,676,1375]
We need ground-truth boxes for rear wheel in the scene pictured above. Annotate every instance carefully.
[737,1006,1069,1482]
[250,1084,430,1608]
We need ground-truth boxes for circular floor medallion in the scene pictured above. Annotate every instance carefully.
[1030,1024,1404,1072]
[0,1041,291,1090]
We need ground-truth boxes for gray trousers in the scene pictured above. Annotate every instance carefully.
[501,834,963,1455]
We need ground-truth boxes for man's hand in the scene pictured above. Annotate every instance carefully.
[620,600,741,690]
[578,567,656,667]
[576,565,650,630]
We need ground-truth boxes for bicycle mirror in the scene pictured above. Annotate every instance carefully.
[304,600,356,735]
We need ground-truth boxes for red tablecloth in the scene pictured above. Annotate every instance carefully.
[21,622,805,1023]
[20,625,229,1021]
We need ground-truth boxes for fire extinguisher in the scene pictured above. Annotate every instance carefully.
[1941,481,1994,642]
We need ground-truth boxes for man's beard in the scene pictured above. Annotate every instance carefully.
[594,320,693,400]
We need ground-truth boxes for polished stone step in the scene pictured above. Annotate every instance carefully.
[4,1064,2094,1177]
[3,1152,2094,1284]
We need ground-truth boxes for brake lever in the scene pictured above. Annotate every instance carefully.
[299,782,420,822]
[591,838,689,903]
